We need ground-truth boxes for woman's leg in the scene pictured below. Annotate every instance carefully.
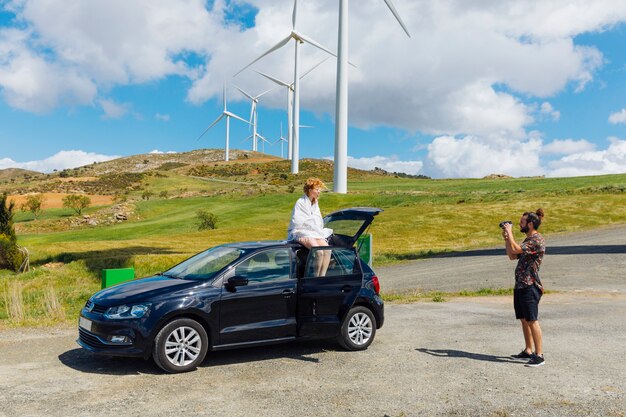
[314,239,331,277]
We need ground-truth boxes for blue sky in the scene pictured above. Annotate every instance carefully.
[1,0,626,178]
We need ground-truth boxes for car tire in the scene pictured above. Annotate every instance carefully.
[152,318,209,373]
[337,306,376,351]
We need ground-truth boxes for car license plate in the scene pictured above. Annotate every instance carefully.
[79,316,92,332]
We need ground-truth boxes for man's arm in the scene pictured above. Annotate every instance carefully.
[503,223,523,260]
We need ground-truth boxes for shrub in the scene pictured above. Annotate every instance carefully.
[0,193,16,241]
[0,234,24,271]
[159,190,169,199]
[142,191,154,200]
[196,210,218,230]
[62,194,91,215]
[21,194,45,219]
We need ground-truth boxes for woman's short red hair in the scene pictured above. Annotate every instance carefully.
[303,177,326,195]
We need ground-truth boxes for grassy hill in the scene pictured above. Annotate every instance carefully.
[0,168,43,181]
[1,149,625,328]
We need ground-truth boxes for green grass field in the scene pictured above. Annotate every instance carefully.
[2,171,625,328]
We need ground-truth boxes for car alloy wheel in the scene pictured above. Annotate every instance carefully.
[338,306,376,351]
[153,318,208,373]
[348,312,373,346]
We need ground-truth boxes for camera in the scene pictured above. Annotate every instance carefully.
[499,220,512,228]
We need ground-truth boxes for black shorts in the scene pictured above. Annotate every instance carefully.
[514,285,542,321]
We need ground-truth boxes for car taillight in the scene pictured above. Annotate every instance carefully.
[372,275,380,295]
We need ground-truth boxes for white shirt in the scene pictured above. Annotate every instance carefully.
[287,194,333,241]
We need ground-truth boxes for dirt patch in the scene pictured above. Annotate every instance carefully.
[8,193,114,209]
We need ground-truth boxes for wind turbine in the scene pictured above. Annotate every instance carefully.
[274,123,288,158]
[234,86,274,152]
[333,0,411,193]
[254,57,330,161]
[198,86,249,162]
[234,0,336,175]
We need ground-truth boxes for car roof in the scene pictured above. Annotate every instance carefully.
[222,240,298,250]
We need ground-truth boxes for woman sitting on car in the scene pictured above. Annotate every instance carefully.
[287,177,333,277]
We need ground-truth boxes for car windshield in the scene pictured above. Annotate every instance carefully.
[164,246,246,280]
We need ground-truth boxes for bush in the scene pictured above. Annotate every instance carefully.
[0,234,24,271]
[62,194,91,215]
[21,194,45,219]
[196,210,218,230]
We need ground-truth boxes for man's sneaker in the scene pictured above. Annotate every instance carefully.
[525,354,545,367]
[511,349,533,359]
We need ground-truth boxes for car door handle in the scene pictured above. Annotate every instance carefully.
[341,285,352,293]
[282,289,294,297]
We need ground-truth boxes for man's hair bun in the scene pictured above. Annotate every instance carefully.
[536,208,545,218]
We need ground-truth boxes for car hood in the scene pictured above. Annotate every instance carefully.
[91,275,201,306]
[323,207,383,247]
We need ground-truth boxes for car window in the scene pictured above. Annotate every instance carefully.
[165,246,246,280]
[235,249,291,283]
[304,247,360,278]
[323,219,364,237]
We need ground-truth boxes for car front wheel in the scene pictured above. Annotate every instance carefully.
[153,318,208,373]
[337,306,376,351]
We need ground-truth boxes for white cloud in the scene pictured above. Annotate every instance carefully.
[543,139,595,155]
[0,150,119,173]
[155,113,170,122]
[2,0,626,179]
[99,99,130,119]
[547,137,626,177]
[608,109,626,124]
[540,102,561,121]
[342,155,424,175]
[425,135,544,178]
[149,150,178,154]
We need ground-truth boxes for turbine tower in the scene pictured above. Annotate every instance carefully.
[234,86,274,152]
[333,0,410,193]
[198,86,249,162]
[254,57,329,161]
[235,0,336,174]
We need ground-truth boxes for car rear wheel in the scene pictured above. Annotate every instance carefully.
[153,318,208,373]
[337,306,376,351]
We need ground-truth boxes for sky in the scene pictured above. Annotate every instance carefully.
[1,0,626,178]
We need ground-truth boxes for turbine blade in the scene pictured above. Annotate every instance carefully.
[222,85,226,111]
[295,31,336,57]
[198,114,224,139]
[256,85,278,99]
[254,70,290,87]
[234,85,254,101]
[300,125,314,129]
[226,111,250,124]
[383,0,411,37]
[301,56,330,79]
[292,0,298,29]
[234,34,293,76]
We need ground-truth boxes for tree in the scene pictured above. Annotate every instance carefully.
[0,193,16,241]
[62,194,91,215]
[141,190,154,200]
[159,190,169,199]
[196,210,218,230]
[21,194,45,219]
[0,193,24,271]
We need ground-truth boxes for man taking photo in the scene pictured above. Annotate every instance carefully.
[502,208,546,367]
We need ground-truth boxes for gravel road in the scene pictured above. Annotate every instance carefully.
[1,227,624,416]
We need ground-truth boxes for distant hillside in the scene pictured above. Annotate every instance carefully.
[0,168,43,180]
[0,148,429,198]
[71,149,281,176]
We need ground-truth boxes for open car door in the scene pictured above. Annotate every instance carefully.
[323,207,383,247]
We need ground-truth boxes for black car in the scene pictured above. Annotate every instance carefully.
[78,207,384,373]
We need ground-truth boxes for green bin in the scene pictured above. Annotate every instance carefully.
[101,268,135,289]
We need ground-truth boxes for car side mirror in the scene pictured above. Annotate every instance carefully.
[227,276,249,287]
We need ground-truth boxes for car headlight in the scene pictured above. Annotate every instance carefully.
[104,303,151,319]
